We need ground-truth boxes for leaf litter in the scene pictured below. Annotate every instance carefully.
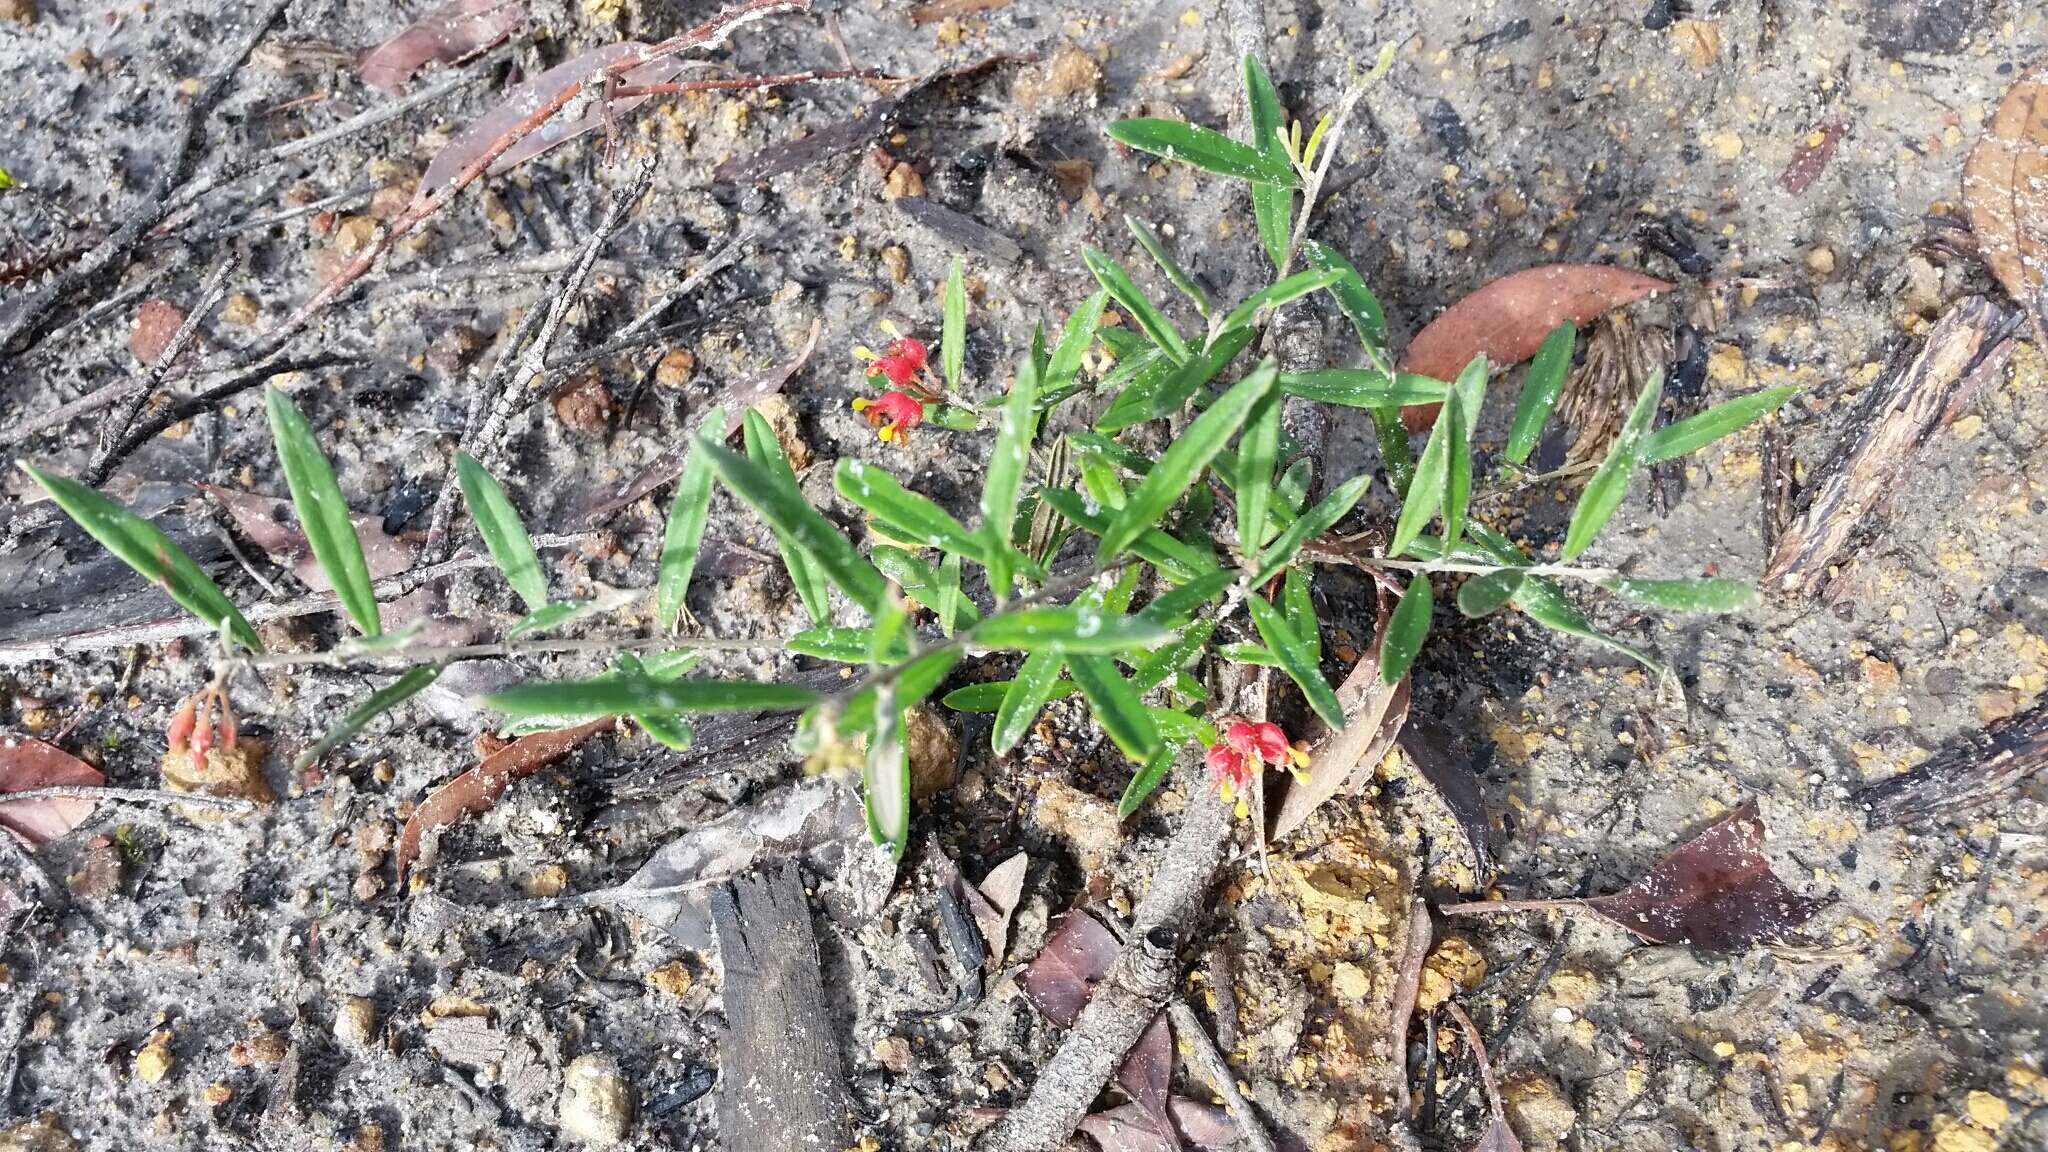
[394,718,615,882]
[357,0,525,93]
[0,735,105,846]
[1020,910,1178,1148]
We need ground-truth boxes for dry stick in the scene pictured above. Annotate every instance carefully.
[1167,999,1280,1152]
[88,254,238,485]
[0,0,289,361]
[0,785,256,815]
[610,66,890,97]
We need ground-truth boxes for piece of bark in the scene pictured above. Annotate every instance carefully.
[1856,702,2048,827]
[1764,297,2019,597]
[711,861,853,1152]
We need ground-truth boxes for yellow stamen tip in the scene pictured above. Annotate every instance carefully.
[878,425,895,441]
[1234,797,1250,820]
[852,397,871,411]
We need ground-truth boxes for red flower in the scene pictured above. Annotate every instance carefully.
[852,390,926,442]
[1210,718,1313,804]
[1206,741,1254,795]
[867,337,930,389]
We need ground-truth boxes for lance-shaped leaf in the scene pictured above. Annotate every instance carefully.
[1254,473,1370,584]
[1505,320,1575,465]
[1301,240,1388,353]
[658,406,721,633]
[936,551,963,638]
[981,354,1041,601]
[1212,268,1342,339]
[702,429,888,616]
[1098,360,1278,564]
[1284,567,1320,663]
[943,257,967,391]
[1130,616,1217,695]
[487,675,822,719]
[1380,576,1433,684]
[1125,215,1210,317]
[1117,741,1180,820]
[1389,392,1459,558]
[972,607,1170,655]
[296,666,442,769]
[1045,289,1108,396]
[1564,370,1664,559]
[1601,576,1760,613]
[946,676,1079,714]
[1097,326,1255,432]
[1041,489,1216,584]
[864,686,911,856]
[455,452,547,612]
[1235,390,1281,562]
[20,462,262,653]
[788,626,914,663]
[1639,385,1797,464]
[1068,654,1159,762]
[268,387,380,636]
[994,648,1065,754]
[739,410,843,622]
[871,546,983,630]
[837,460,988,562]
[1106,118,1301,186]
[1248,594,1343,728]
[1084,248,1188,363]
[836,648,963,735]
[1461,524,1665,674]
[1456,569,1525,617]
[1138,568,1235,625]
[1245,54,1292,270]
[1279,369,1449,408]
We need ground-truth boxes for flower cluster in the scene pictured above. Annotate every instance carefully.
[1205,718,1311,816]
[851,332,935,443]
[166,685,237,773]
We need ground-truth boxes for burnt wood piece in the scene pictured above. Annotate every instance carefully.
[1763,296,2019,596]
[710,861,852,1152]
[1856,702,2048,827]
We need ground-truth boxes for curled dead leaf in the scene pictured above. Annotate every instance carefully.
[0,735,105,846]
[1020,911,1175,1142]
[1963,59,2048,326]
[1398,264,1672,430]
[394,718,613,882]
[358,0,525,93]
[1268,646,1410,844]
[1442,798,1822,951]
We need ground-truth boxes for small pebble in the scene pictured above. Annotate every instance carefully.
[558,1053,634,1145]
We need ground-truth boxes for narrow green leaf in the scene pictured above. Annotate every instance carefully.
[1371,406,1416,497]
[704,426,888,615]
[864,687,911,856]
[1045,290,1108,396]
[937,551,963,638]
[1279,369,1449,408]
[1068,654,1159,762]
[871,547,984,628]
[1106,118,1300,186]
[873,595,911,665]
[837,460,987,561]
[1284,567,1320,664]
[1235,390,1280,562]
[1444,392,1471,553]
[454,452,546,614]
[1379,576,1433,684]
[20,462,261,653]
[1117,742,1179,820]
[971,607,1171,654]
[981,354,1040,603]
[1455,569,1525,617]
[1450,354,1488,442]
[1219,641,1281,666]
[1041,491,1217,585]
[1506,321,1575,465]
[268,387,379,636]
[789,626,913,663]
[1124,216,1210,317]
[1138,568,1235,624]
[636,713,696,751]
[739,412,835,623]
[1254,473,1370,585]
[1564,370,1664,559]
[1084,248,1188,363]
[657,407,721,633]
[994,648,1065,753]
[838,648,963,733]
[1602,576,1761,613]
[487,676,821,718]
[1301,240,1388,353]
[1390,393,1456,558]
[1640,386,1797,464]
[943,258,967,391]
[506,600,596,639]
[1248,594,1344,728]
[1277,457,1313,512]
[945,677,1079,713]
[1213,268,1343,339]
[1098,360,1279,564]
[294,666,440,769]
[1130,616,1217,695]
[1245,54,1292,270]
[1097,326,1255,431]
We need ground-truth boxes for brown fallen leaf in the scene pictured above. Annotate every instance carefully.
[1780,119,1848,195]
[1268,632,1410,844]
[395,718,614,882]
[1388,898,1431,1118]
[0,735,104,846]
[1076,1098,1237,1152]
[129,298,186,365]
[357,0,525,93]
[1962,59,2048,331]
[1021,911,1176,1146]
[1397,719,1491,884]
[1441,799,1822,951]
[1398,264,1672,431]
[1444,1001,1524,1152]
[950,851,1028,973]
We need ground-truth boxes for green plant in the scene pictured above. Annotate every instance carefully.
[20,53,1795,859]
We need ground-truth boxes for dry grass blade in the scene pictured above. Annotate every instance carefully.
[1268,648,1411,843]
[1962,59,2048,337]
[1443,1002,1523,1152]
[395,718,613,881]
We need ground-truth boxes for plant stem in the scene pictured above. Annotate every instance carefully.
[1371,557,1619,583]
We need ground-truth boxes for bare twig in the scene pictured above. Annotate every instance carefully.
[1168,999,1280,1152]
[610,67,890,98]
[0,785,256,815]
[87,254,239,486]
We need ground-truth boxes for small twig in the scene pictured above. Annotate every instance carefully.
[87,253,239,486]
[610,67,892,97]
[0,785,256,815]
[1168,999,1279,1152]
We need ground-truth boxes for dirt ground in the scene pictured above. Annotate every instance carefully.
[3,0,2046,1150]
